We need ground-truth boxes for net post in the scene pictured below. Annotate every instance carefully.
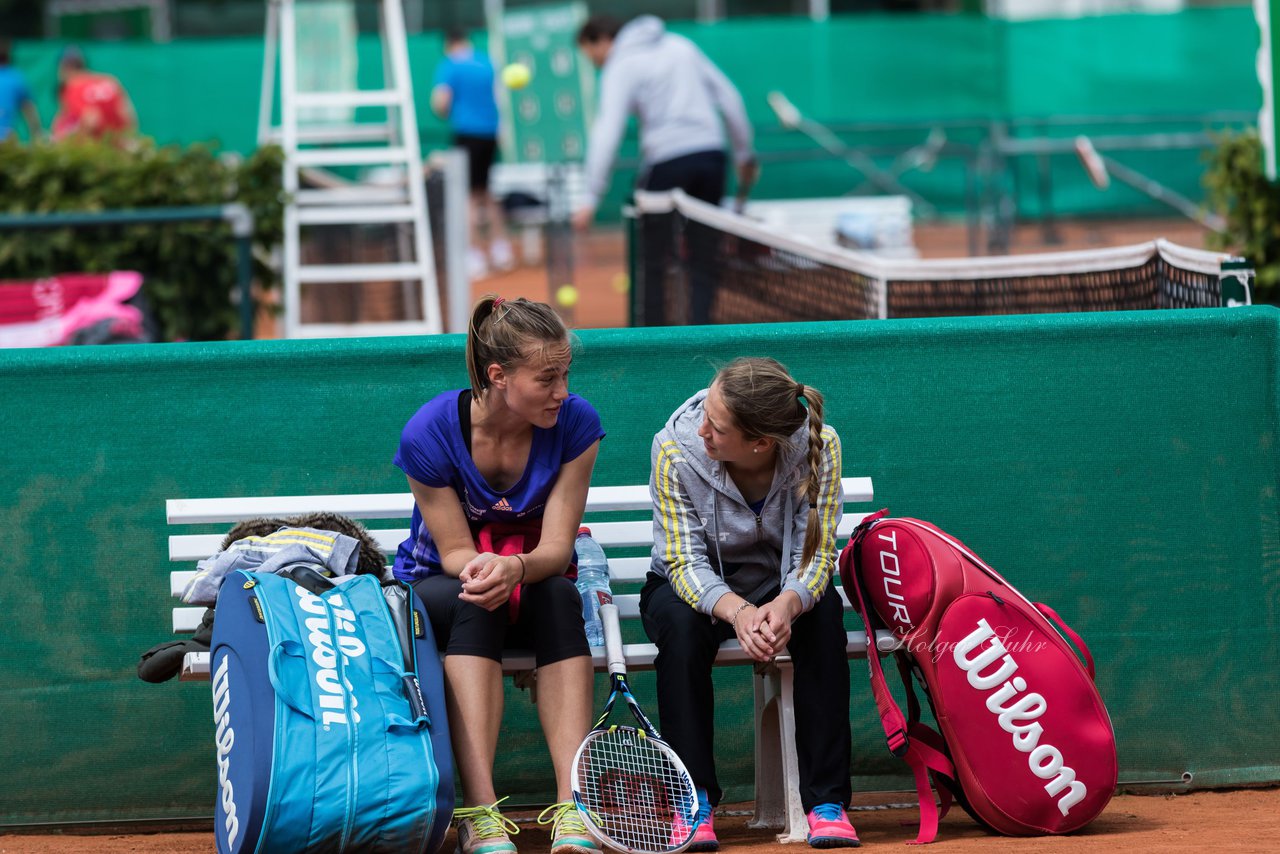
[429,148,471,335]
[623,203,638,328]
[1220,257,1255,307]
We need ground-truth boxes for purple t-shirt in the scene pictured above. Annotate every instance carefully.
[391,389,605,581]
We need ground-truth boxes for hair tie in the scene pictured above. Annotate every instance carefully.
[490,296,508,324]
[809,502,818,509]
[795,382,805,400]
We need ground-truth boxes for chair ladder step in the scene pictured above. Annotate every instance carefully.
[296,205,418,225]
[296,262,429,283]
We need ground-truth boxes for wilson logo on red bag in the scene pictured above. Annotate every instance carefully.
[841,515,1117,842]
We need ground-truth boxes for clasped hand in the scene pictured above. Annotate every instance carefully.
[459,552,522,611]
[735,597,798,663]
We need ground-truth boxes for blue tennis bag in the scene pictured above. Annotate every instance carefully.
[210,568,453,854]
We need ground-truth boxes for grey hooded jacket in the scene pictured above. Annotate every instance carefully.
[582,15,755,209]
[648,389,844,618]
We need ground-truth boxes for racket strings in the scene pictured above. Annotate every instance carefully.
[575,727,697,852]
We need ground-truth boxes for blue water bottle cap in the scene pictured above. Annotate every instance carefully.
[578,526,592,536]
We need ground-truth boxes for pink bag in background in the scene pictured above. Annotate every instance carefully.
[0,271,146,348]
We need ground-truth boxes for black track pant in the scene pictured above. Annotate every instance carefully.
[639,574,852,811]
[638,149,727,325]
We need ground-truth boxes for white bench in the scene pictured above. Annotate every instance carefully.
[166,476,895,843]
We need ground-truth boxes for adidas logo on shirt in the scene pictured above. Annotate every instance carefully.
[492,497,513,512]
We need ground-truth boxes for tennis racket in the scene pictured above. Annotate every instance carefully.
[571,603,698,854]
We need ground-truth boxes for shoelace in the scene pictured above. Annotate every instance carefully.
[536,801,591,837]
[811,803,847,822]
[455,797,521,840]
[695,791,714,824]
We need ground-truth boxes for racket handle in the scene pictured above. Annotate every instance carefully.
[600,603,625,675]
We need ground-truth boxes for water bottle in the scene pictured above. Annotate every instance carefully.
[574,527,612,647]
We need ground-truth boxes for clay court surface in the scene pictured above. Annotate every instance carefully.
[2,788,1277,853]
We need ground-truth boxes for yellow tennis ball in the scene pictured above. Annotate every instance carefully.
[555,284,578,308]
[501,62,532,90]
[611,272,630,294]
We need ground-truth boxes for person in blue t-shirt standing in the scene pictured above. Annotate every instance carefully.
[0,40,41,142]
[392,295,603,854]
[431,29,514,280]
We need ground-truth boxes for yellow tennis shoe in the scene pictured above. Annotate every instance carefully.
[537,800,601,854]
[454,799,520,854]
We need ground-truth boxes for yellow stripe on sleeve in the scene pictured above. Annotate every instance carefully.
[656,441,701,606]
[804,427,843,597]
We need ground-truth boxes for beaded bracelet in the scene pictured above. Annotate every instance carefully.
[729,600,753,629]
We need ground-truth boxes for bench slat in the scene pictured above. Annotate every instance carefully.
[169,530,407,562]
[166,485,652,524]
[168,522,651,562]
[169,512,872,563]
[167,493,415,524]
[165,478,873,526]
[178,628,901,681]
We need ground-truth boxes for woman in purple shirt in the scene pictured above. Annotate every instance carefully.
[393,296,604,854]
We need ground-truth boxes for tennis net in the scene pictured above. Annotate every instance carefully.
[629,190,1235,326]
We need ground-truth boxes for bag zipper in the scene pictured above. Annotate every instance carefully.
[325,588,358,852]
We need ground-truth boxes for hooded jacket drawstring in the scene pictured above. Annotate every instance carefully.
[779,489,794,588]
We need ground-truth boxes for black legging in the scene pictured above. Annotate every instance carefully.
[414,573,589,666]
[639,573,852,811]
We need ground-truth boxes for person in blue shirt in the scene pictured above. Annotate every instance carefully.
[393,295,603,854]
[431,29,514,280]
[0,40,41,142]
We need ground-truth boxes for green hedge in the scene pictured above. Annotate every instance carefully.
[0,139,284,341]
[1204,130,1280,303]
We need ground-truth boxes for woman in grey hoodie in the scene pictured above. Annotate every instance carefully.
[641,357,860,850]
[573,14,758,325]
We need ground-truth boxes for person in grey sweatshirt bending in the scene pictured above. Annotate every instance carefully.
[641,357,861,850]
[574,14,758,325]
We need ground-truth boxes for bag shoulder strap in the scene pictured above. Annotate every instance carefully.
[842,519,955,845]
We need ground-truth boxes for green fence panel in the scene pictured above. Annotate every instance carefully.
[1002,9,1259,119]
[1,308,1279,824]
[687,14,1006,125]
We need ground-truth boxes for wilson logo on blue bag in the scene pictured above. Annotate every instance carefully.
[292,584,366,728]
[211,654,240,849]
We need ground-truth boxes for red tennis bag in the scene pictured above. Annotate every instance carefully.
[839,512,1117,843]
